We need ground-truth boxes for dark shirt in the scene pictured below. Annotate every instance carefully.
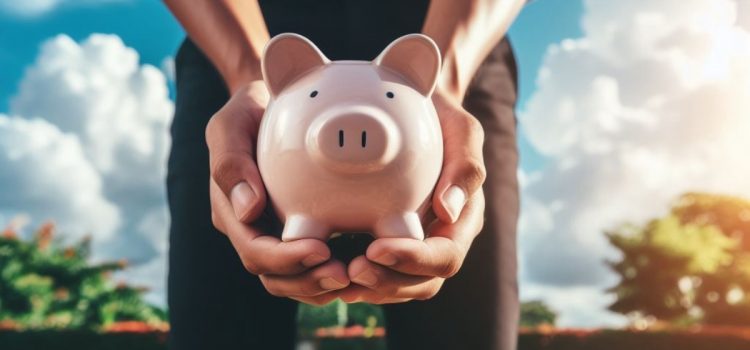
[259,0,430,60]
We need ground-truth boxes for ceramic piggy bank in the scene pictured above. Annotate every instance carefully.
[257,33,443,242]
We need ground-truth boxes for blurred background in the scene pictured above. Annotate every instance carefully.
[2,0,750,349]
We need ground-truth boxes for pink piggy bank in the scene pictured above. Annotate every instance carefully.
[257,33,443,242]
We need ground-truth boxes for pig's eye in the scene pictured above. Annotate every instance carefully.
[310,90,318,98]
[386,91,395,99]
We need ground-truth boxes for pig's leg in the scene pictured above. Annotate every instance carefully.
[374,212,424,240]
[281,215,329,242]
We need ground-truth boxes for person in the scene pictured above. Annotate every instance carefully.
[164,1,525,349]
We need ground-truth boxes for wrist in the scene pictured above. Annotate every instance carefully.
[423,12,473,102]
[437,51,468,103]
[226,68,264,96]
[221,45,265,95]
[431,28,474,103]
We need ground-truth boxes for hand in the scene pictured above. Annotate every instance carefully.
[339,88,488,303]
[207,81,350,305]
[340,191,485,303]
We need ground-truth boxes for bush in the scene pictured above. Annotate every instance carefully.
[521,300,557,327]
[298,301,384,338]
[0,223,167,330]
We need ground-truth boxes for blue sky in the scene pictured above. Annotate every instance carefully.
[0,0,582,173]
[509,0,583,171]
[4,0,745,328]
[0,1,183,110]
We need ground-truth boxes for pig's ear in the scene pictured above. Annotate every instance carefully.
[374,34,441,96]
[262,33,329,97]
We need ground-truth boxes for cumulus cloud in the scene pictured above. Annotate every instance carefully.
[115,255,168,306]
[161,56,175,82]
[522,284,623,327]
[0,115,120,239]
[2,34,173,304]
[12,34,173,187]
[519,0,750,326]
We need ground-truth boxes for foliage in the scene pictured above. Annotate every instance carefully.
[299,298,557,338]
[521,300,558,327]
[0,222,167,330]
[606,193,750,326]
[298,300,384,338]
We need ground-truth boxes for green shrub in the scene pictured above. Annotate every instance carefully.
[298,301,384,337]
[521,300,557,327]
[0,223,166,330]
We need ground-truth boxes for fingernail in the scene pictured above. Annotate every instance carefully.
[352,270,378,287]
[302,254,328,267]
[442,185,466,223]
[230,182,256,221]
[319,277,347,290]
[373,253,398,266]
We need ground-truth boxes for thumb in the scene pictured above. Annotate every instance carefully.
[205,96,267,223]
[210,151,268,223]
[432,106,486,224]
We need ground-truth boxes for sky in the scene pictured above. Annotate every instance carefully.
[2,0,749,328]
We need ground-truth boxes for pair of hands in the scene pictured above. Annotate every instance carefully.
[206,81,487,305]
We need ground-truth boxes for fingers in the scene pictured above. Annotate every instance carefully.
[205,90,267,223]
[367,191,485,277]
[365,237,465,278]
[260,260,350,298]
[234,236,331,276]
[210,151,267,223]
[211,180,330,275]
[275,190,479,304]
[212,176,342,303]
[340,256,444,304]
[432,94,487,224]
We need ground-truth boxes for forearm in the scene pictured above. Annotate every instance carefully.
[422,0,525,101]
[164,0,269,94]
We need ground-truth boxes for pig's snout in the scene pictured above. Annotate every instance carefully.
[307,106,400,174]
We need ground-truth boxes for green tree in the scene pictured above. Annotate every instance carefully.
[520,300,557,327]
[606,193,750,326]
[0,222,166,330]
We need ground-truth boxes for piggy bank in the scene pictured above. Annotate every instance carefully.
[257,33,443,241]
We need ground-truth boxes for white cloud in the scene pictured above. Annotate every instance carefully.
[0,0,58,16]
[519,0,750,327]
[116,255,168,306]
[161,56,175,82]
[521,283,625,328]
[0,0,123,17]
[0,115,120,239]
[12,34,173,187]
[1,34,173,305]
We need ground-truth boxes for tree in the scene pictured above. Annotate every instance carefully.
[606,193,750,326]
[520,300,557,327]
[0,222,166,330]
